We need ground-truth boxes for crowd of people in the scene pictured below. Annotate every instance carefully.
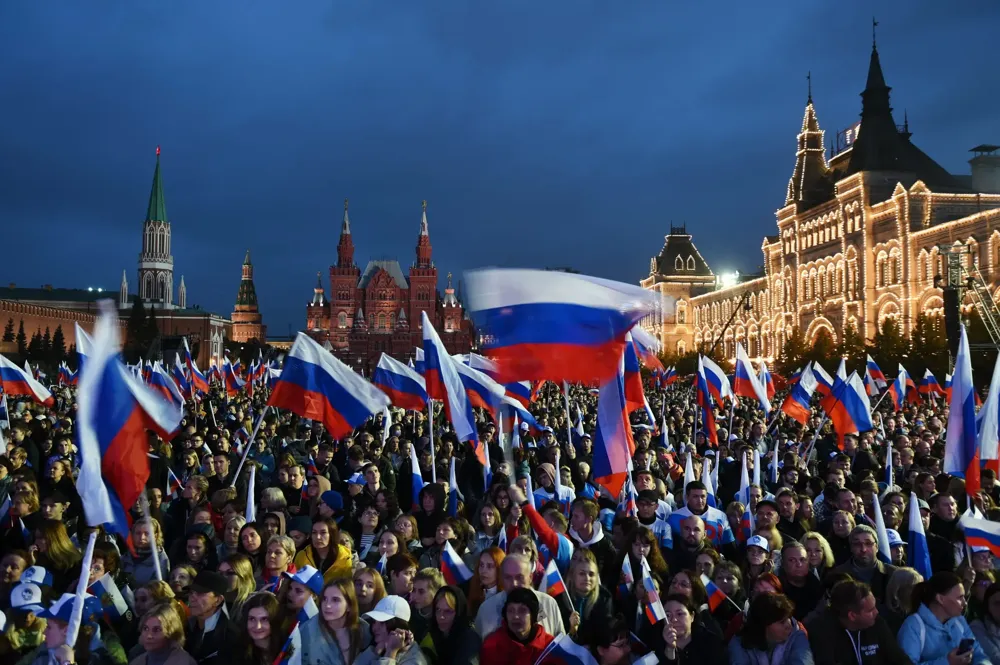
[0,362,996,665]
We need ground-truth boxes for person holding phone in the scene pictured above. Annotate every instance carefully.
[898,572,989,665]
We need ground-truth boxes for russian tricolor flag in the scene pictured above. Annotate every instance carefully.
[781,362,817,425]
[75,323,93,373]
[700,355,733,405]
[222,358,246,397]
[695,357,718,446]
[171,354,192,401]
[960,513,1000,557]
[866,355,887,389]
[888,365,909,412]
[639,556,665,624]
[465,268,657,384]
[440,541,473,585]
[539,559,568,598]
[787,366,803,385]
[591,352,634,498]
[907,491,932,579]
[623,332,648,414]
[408,444,424,512]
[629,325,664,371]
[944,324,980,497]
[758,361,776,400]
[919,369,945,398]
[454,361,505,415]
[820,372,873,439]
[268,333,391,439]
[977,352,1000,467]
[504,380,533,408]
[76,301,183,536]
[149,361,184,407]
[701,574,730,612]
[183,339,209,394]
[0,355,53,406]
[944,373,953,402]
[412,348,425,376]
[372,353,427,411]
[663,365,678,386]
[812,363,834,396]
[423,312,480,459]
[733,343,771,413]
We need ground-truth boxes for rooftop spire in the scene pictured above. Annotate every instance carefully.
[785,95,831,208]
[342,198,351,234]
[243,249,252,266]
[419,200,429,236]
[146,145,168,222]
[872,16,878,49]
[848,25,901,174]
[806,71,812,104]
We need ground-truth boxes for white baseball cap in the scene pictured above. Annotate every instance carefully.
[746,535,770,553]
[10,583,43,614]
[886,529,907,547]
[364,595,411,623]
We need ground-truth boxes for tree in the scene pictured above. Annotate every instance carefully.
[836,323,866,374]
[143,306,160,349]
[51,326,67,365]
[2,319,13,343]
[125,297,149,362]
[775,326,808,376]
[27,330,42,361]
[805,329,836,368]
[41,327,52,362]
[909,314,948,380]
[15,320,26,356]
[66,345,77,370]
[869,317,908,375]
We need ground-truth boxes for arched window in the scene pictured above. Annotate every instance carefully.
[686,256,695,270]
[377,313,386,329]
[677,302,687,324]
[676,340,686,355]
[675,256,684,270]
[337,312,347,328]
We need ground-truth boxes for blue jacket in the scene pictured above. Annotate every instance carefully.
[728,623,814,665]
[897,604,989,665]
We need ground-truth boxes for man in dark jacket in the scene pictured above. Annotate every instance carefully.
[186,571,231,665]
[832,525,898,604]
[805,579,913,665]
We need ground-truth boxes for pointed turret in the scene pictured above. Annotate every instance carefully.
[397,307,408,329]
[847,42,903,173]
[119,270,129,308]
[232,249,266,343]
[312,271,326,306]
[337,198,355,268]
[146,146,168,222]
[785,85,832,209]
[442,272,458,307]
[178,276,187,308]
[354,308,366,329]
[415,200,432,267]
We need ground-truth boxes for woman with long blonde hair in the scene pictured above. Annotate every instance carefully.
[466,548,504,617]
[221,553,257,617]
[565,549,612,637]
[298,577,373,665]
[32,519,81,590]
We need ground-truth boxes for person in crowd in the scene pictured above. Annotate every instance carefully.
[355,596,427,665]
[832,525,898,603]
[805,579,910,665]
[478,587,553,665]
[655,594,727,665]
[424,586,480,665]
[298,577,372,665]
[130,602,198,665]
[473,555,564,638]
[898,571,989,665]
[293,518,353,583]
[728,593,812,665]
[970,582,1000,665]
[184,571,230,665]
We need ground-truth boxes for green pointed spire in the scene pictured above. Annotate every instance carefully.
[146,146,168,222]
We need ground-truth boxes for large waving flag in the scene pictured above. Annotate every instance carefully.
[440,541,473,585]
[695,357,718,445]
[0,355,53,406]
[960,513,1000,557]
[76,301,183,535]
[758,362,776,400]
[268,333,390,439]
[700,355,733,405]
[464,268,657,384]
[454,361,505,415]
[500,395,543,435]
[591,352,634,498]
[182,339,209,394]
[812,363,834,396]
[820,372,873,438]
[945,324,980,497]
[733,343,771,413]
[866,355,887,390]
[781,362,817,424]
[148,362,184,407]
[222,358,246,397]
[978,353,1000,467]
[171,354,192,400]
[503,380,533,408]
[887,365,909,412]
[423,312,480,460]
[74,323,94,371]
[919,369,945,399]
[629,325,664,371]
[622,332,648,414]
[409,444,425,512]
[906,492,932,579]
[372,353,428,411]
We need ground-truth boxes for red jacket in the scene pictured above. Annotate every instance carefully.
[480,623,554,665]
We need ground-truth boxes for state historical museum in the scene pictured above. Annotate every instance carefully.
[305,200,472,373]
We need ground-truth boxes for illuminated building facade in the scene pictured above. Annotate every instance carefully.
[305,200,472,373]
[641,42,1000,360]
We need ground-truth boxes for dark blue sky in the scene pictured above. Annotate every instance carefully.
[1,1,996,336]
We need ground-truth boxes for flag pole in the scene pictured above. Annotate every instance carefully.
[562,381,573,448]
[232,405,270,485]
[428,400,436,482]
[65,532,98,648]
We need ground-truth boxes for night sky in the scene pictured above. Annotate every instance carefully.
[1,1,997,336]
